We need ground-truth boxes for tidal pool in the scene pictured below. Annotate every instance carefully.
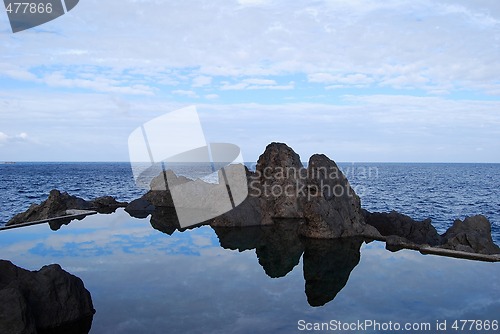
[0,209,498,333]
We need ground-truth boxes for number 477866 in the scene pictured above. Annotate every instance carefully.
[451,320,498,331]
[5,2,53,14]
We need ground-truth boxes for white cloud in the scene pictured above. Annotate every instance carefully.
[1,0,500,163]
[243,79,277,85]
[220,79,294,90]
[192,76,212,87]
[0,0,498,94]
[171,90,199,98]
[0,131,30,145]
[42,72,155,95]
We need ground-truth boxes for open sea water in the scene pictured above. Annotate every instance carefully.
[0,162,499,243]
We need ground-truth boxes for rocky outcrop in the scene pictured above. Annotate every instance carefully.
[0,260,95,333]
[441,215,500,255]
[298,154,381,239]
[363,210,442,246]
[364,210,500,256]
[212,143,382,240]
[7,190,127,226]
[255,142,305,224]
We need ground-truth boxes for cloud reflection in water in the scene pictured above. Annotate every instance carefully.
[0,209,498,334]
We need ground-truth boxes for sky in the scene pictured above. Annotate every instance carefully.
[0,0,499,162]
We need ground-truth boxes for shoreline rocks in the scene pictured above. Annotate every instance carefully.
[0,260,95,334]
[364,210,500,255]
[363,210,443,246]
[441,215,500,255]
[7,190,127,227]
[4,142,499,257]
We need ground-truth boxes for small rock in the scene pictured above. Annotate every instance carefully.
[441,215,500,255]
[363,210,442,246]
[7,190,127,226]
[0,260,95,333]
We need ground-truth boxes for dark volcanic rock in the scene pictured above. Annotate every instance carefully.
[0,260,95,334]
[124,170,187,215]
[298,155,381,239]
[302,238,364,307]
[212,143,380,240]
[211,168,266,227]
[255,142,306,224]
[90,196,128,214]
[441,215,500,255]
[7,190,127,226]
[363,210,442,246]
[125,198,156,218]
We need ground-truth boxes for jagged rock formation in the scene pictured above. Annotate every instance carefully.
[441,215,500,255]
[5,142,499,258]
[0,260,95,334]
[364,210,500,255]
[212,143,382,239]
[363,210,443,246]
[6,190,127,226]
[298,154,381,239]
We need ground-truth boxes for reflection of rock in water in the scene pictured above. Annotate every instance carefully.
[256,220,304,278]
[302,238,363,307]
[149,207,209,235]
[150,207,181,235]
[213,226,263,252]
[213,220,304,278]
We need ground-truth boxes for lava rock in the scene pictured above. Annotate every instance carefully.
[441,215,500,254]
[7,190,127,226]
[0,260,95,334]
[363,210,442,246]
[298,154,381,239]
[254,142,306,224]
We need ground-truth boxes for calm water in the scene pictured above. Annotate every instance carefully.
[0,210,498,334]
[1,162,499,242]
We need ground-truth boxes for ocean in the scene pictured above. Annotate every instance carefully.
[1,162,499,333]
[1,162,499,243]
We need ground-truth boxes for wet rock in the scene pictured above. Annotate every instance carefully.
[90,196,128,214]
[7,190,127,226]
[0,260,95,334]
[441,215,500,255]
[298,155,381,239]
[363,210,442,246]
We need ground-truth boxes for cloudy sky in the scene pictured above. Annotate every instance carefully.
[1,0,499,162]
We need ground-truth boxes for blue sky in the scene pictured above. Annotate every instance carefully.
[1,0,499,162]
